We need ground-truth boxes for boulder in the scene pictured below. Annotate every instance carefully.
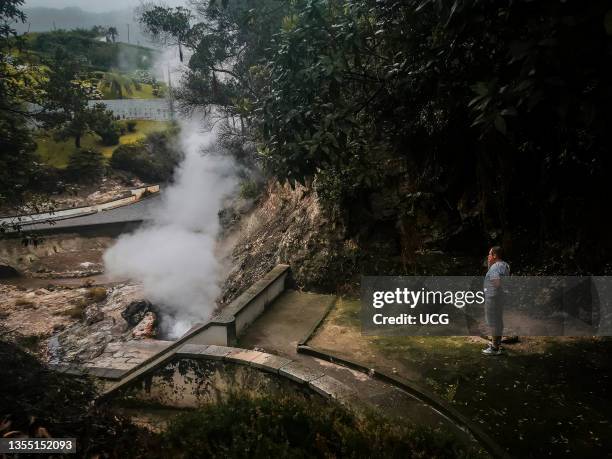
[121,299,156,327]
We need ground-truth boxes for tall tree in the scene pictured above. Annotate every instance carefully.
[0,0,44,211]
[139,5,192,62]
[40,49,115,149]
[107,26,119,43]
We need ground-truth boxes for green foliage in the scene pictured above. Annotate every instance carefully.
[161,394,476,458]
[139,0,291,111]
[140,6,192,62]
[0,115,39,207]
[89,105,122,146]
[126,120,137,132]
[0,0,45,209]
[110,131,181,182]
[99,70,136,99]
[238,178,261,200]
[41,50,118,149]
[150,0,612,268]
[66,148,105,183]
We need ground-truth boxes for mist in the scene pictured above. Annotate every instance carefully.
[24,0,186,14]
[103,112,237,339]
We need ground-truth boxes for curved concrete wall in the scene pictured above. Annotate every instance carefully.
[108,344,357,409]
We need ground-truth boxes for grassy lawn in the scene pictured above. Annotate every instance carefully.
[310,298,612,458]
[98,82,163,100]
[35,120,172,168]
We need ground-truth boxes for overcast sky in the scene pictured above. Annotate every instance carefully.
[24,0,186,13]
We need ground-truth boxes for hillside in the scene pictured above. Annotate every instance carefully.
[18,29,157,72]
[15,7,150,46]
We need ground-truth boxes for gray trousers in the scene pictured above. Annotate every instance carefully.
[485,296,504,340]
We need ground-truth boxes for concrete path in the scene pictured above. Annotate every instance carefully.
[238,290,475,441]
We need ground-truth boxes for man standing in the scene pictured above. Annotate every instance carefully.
[482,246,510,355]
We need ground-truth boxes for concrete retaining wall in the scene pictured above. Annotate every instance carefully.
[184,264,290,346]
[0,185,160,226]
[107,344,356,408]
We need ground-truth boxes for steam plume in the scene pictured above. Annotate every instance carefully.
[103,80,236,338]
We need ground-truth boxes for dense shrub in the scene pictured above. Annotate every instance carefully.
[160,394,477,458]
[141,0,612,272]
[126,120,137,133]
[97,125,121,146]
[93,116,122,146]
[0,341,157,457]
[239,178,262,200]
[66,148,105,183]
[111,144,158,181]
[110,131,180,182]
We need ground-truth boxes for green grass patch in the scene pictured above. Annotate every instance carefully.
[35,120,172,168]
[318,298,612,458]
[98,82,164,100]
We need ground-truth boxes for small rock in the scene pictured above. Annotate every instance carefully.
[84,306,104,325]
[132,312,158,339]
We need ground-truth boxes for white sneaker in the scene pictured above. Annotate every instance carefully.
[482,344,504,356]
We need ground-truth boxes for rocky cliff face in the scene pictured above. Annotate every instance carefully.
[219,182,350,304]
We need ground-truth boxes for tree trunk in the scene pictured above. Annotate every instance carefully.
[75,134,81,149]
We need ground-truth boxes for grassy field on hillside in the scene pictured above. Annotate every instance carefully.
[98,82,166,100]
[36,120,172,168]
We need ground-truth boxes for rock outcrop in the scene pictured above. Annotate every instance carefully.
[219,182,348,304]
[0,282,160,365]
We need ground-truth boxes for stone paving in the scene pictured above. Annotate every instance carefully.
[83,339,173,378]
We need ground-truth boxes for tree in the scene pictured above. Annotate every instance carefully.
[41,49,115,149]
[139,5,192,62]
[99,70,135,99]
[0,0,45,211]
[66,148,105,183]
[89,104,122,146]
[142,0,612,271]
[107,26,119,43]
[138,0,292,143]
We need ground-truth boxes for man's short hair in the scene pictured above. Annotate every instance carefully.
[490,246,504,259]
